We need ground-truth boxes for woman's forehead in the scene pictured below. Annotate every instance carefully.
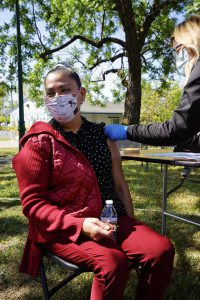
[45,71,76,86]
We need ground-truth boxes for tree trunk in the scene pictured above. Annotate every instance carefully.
[124,66,141,124]
[114,0,142,125]
[123,27,142,124]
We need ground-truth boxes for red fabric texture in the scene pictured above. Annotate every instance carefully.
[45,215,175,300]
[12,121,102,276]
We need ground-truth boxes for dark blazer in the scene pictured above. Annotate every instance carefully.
[127,58,200,152]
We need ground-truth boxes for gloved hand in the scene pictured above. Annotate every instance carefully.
[104,124,128,141]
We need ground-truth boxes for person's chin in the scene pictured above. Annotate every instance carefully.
[57,117,75,126]
[58,119,70,126]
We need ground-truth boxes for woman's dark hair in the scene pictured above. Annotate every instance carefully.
[45,62,82,88]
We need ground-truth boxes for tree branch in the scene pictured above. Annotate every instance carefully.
[31,0,46,51]
[39,35,125,59]
[102,68,119,80]
[113,0,139,52]
[114,0,136,31]
[89,52,126,70]
[64,50,87,69]
[91,68,120,82]
[101,2,106,40]
[141,44,167,56]
[140,0,184,46]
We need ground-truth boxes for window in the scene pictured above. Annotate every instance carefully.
[110,117,119,124]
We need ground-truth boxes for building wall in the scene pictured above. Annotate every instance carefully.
[9,102,140,148]
[81,113,123,124]
[10,101,123,127]
[10,101,50,128]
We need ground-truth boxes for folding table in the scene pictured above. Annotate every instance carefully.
[121,149,200,235]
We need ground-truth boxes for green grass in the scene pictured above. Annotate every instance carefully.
[0,148,18,156]
[0,150,200,299]
[0,148,19,199]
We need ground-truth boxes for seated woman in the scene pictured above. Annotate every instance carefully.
[13,63,174,300]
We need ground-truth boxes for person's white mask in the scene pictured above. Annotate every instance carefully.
[175,48,189,77]
[46,94,78,123]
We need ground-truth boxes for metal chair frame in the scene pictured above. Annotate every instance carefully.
[40,251,141,299]
[40,250,87,300]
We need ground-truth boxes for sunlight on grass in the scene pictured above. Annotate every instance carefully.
[0,148,18,156]
[0,165,19,198]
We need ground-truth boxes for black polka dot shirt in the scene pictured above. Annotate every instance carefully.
[49,117,126,216]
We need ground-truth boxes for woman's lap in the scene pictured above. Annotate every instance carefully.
[44,232,128,274]
[44,215,173,271]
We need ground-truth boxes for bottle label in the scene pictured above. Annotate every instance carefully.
[101,217,118,241]
[101,217,117,224]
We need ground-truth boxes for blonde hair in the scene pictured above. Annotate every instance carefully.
[171,15,200,82]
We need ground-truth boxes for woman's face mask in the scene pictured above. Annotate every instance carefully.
[174,47,189,77]
[46,94,78,123]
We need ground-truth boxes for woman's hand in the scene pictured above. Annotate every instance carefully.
[82,218,115,242]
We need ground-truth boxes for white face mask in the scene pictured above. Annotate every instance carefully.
[46,94,78,123]
[175,48,189,77]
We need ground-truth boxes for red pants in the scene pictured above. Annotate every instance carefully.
[45,216,174,300]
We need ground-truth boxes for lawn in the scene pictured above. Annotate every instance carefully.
[0,149,199,299]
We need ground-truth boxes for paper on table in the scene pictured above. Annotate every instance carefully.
[144,152,200,161]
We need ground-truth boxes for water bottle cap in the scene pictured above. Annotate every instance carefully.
[105,200,113,205]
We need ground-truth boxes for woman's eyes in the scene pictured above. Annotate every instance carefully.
[47,88,71,97]
[47,92,54,97]
[61,88,70,92]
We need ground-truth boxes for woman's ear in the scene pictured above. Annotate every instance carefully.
[80,87,86,104]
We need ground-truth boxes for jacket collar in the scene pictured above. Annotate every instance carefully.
[20,121,70,147]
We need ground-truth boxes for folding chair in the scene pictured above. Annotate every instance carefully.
[40,250,142,299]
[40,249,87,299]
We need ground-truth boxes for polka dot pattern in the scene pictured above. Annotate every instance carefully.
[50,117,126,216]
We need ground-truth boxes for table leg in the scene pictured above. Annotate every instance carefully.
[161,164,168,235]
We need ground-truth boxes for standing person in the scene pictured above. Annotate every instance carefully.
[13,63,174,300]
[104,15,200,153]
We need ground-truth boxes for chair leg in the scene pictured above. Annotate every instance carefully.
[40,260,50,300]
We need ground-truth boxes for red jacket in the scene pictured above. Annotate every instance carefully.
[12,121,102,276]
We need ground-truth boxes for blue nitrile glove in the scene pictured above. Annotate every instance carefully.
[104,124,128,141]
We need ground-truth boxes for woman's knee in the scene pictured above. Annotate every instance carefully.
[149,236,175,266]
[160,236,175,259]
[101,249,129,279]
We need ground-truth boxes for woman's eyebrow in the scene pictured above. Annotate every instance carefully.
[60,82,70,85]
[46,87,54,92]
[59,83,73,88]
[46,83,71,90]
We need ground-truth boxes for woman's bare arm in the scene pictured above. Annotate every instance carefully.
[107,139,134,217]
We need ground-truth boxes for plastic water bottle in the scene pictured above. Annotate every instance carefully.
[100,200,118,241]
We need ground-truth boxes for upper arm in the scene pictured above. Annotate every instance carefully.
[107,139,127,190]
[13,135,52,213]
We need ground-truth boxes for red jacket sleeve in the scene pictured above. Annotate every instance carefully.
[12,135,84,243]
